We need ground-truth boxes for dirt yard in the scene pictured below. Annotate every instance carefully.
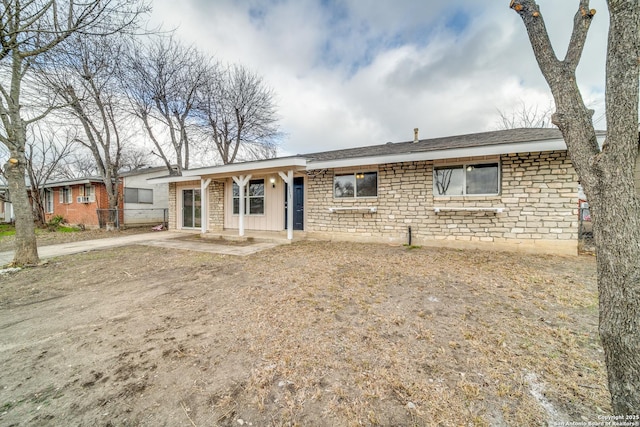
[0,239,607,426]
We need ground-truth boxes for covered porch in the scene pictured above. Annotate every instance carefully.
[161,157,309,241]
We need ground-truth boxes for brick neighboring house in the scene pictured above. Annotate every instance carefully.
[42,178,123,228]
[151,128,608,255]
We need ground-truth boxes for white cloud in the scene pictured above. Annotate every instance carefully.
[148,0,609,157]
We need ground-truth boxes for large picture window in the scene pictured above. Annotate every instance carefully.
[434,163,499,196]
[233,179,265,215]
[334,172,377,198]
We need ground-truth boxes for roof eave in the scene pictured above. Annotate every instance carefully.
[306,138,570,169]
[183,157,308,177]
[147,175,203,184]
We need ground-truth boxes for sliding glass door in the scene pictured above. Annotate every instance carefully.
[182,189,201,228]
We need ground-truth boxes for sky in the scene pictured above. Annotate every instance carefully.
[149,0,609,157]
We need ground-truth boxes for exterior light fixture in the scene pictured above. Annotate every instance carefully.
[270,177,276,188]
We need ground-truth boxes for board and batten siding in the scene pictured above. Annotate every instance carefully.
[223,176,286,232]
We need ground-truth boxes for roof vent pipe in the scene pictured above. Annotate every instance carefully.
[413,128,419,143]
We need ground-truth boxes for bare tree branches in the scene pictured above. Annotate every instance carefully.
[195,64,281,164]
[122,37,281,172]
[123,36,208,174]
[40,33,138,209]
[495,99,555,130]
[24,123,75,225]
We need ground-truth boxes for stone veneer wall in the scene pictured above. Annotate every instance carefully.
[305,151,579,254]
[167,181,224,231]
[208,181,224,231]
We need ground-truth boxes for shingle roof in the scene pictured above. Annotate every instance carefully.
[302,128,569,162]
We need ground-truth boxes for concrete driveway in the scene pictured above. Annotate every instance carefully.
[0,231,282,267]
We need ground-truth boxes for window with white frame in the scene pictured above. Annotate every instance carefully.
[45,189,54,213]
[334,172,377,198]
[59,187,72,204]
[233,179,265,215]
[79,185,96,202]
[124,187,153,204]
[433,162,500,196]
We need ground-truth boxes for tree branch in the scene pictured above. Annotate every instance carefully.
[564,0,596,71]
[510,0,562,86]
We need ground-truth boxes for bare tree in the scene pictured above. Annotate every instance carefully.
[44,34,137,211]
[54,151,99,180]
[196,64,280,164]
[24,125,75,226]
[118,146,152,172]
[124,36,209,174]
[511,0,640,413]
[0,0,149,266]
[495,99,555,129]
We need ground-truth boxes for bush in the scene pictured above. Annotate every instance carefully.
[47,215,66,231]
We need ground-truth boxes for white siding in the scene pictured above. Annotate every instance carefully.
[122,169,170,226]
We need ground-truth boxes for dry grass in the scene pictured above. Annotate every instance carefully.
[0,240,607,426]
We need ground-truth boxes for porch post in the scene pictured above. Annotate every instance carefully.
[200,178,211,234]
[232,175,251,237]
[278,170,294,240]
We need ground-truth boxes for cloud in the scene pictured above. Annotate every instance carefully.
[149,0,609,156]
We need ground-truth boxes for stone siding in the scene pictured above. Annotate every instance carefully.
[305,151,579,254]
[208,181,224,231]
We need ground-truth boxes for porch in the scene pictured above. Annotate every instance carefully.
[201,229,308,245]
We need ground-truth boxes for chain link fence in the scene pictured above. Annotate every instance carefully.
[96,209,120,230]
[578,202,594,253]
[96,208,168,230]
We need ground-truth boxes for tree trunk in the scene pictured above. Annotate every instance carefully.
[594,183,640,414]
[512,0,640,412]
[4,152,39,266]
[594,1,640,412]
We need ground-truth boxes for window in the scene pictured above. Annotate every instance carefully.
[233,179,265,215]
[78,185,96,203]
[45,190,54,213]
[125,187,153,204]
[59,187,72,204]
[433,162,499,196]
[334,172,377,198]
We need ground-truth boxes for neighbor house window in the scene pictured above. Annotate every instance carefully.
[78,185,96,203]
[433,162,499,196]
[125,187,153,204]
[45,189,54,213]
[334,172,377,198]
[233,179,265,215]
[59,187,72,204]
